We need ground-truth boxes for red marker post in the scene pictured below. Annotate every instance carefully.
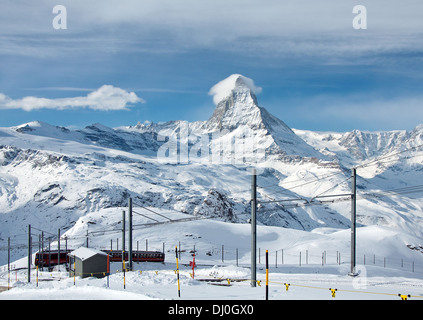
[190,253,196,279]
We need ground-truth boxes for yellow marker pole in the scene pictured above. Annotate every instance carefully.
[175,246,181,297]
[265,250,269,300]
[123,258,126,289]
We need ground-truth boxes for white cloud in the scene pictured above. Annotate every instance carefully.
[2,1,423,59]
[0,85,144,111]
[208,74,262,104]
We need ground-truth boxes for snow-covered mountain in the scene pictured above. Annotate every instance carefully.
[1,74,423,266]
[294,126,423,166]
[128,74,325,164]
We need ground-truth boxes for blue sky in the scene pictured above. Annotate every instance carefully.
[0,0,423,132]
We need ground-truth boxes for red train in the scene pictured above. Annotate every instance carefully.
[34,249,165,268]
[106,250,165,263]
[34,250,72,268]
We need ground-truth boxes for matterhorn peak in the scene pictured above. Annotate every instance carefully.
[203,74,325,160]
[205,74,265,132]
[208,74,262,105]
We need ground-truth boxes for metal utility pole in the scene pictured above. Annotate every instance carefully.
[128,198,133,271]
[251,168,257,287]
[58,229,61,270]
[41,232,44,263]
[65,236,68,269]
[122,210,126,269]
[48,238,51,270]
[350,168,357,276]
[8,237,10,290]
[28,224,31,283]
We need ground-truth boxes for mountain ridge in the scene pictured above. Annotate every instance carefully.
[1,74,423,266]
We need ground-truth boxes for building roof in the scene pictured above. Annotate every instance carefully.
[70,247,107,261]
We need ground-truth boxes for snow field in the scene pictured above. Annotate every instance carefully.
[2,262,423,300]
[2,213,423,300]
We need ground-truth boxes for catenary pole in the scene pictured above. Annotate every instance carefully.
[8,237,10,290]
[41,232,44,268]
[58,229,61,271]
[65,236,68,269]
[128,198,133,271]
[48,238,51,270]
[251,168,257,287]
[122,210,126,270]
[28,224,31,283]
[350,168,357,275]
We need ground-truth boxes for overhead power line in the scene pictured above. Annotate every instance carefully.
[355,144,423,170]
[360,184,423,199]
[132,203,174,222]
[260,184,423,212]
[258,170,345,192]
[132,209,161,223]
[310,176,352,201]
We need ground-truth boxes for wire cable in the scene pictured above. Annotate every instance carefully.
[355,144,423,170]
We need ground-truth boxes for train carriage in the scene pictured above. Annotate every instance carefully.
[105,250,165,262]
[34,250,71,268]
[34,249,165,268]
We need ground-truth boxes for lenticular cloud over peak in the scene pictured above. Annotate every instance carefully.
[208,74,262,105]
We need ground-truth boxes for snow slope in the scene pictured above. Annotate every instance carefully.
[2,209,423,300]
